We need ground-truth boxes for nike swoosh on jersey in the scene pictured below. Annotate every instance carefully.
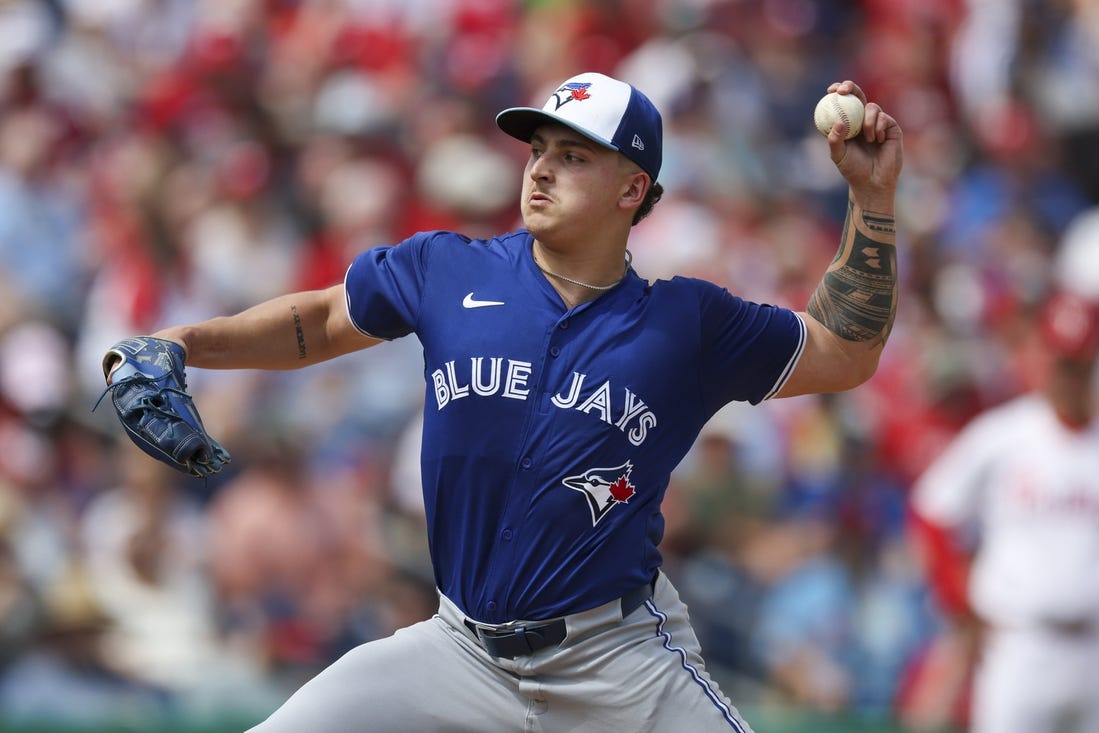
[463,293,505,308]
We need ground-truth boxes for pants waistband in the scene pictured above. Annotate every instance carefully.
[453,576,657,660]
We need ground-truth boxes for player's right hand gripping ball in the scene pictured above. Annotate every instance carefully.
[814,91,864,140]
[97,336,230,477]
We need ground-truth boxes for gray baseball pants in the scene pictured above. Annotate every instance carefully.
[246,571,754,732]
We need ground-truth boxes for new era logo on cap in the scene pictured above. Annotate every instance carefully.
[496,72,663,181]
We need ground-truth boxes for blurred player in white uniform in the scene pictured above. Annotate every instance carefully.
[912,290,1099,733]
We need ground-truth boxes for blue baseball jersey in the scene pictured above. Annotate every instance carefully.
[345,230,805,624]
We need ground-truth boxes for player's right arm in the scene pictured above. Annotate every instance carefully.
[774,80,902,398]
[153,283,381,370]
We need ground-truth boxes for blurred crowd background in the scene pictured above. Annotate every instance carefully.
[1,0,1099,730]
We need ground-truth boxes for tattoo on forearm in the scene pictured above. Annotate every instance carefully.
[862,211,895,235]
[291,304,307,359]
[807,201,897,347]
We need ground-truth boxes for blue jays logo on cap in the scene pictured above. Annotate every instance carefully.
[496,72,663,181]
[551,82,593,110]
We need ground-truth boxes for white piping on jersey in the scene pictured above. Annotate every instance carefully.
[343,280,391,341]
[763,312,807,401]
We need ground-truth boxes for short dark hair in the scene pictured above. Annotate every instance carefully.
[632,181,664,226]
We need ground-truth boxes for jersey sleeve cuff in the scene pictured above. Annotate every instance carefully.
[760,312,807,401]
[343,268,394,341]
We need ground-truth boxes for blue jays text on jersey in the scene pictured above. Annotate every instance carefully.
[344,230,806,625]
[431,358,659,446]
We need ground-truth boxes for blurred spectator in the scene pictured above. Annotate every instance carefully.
[0,532,39,669]
[0,559,166,727]
[0,105,89,327]
[206,430,407,693]
[80,442,279,719]
[952,0,1099,202]
[746,504,856,714]
[0,320,72,427]
[0,418,75,600]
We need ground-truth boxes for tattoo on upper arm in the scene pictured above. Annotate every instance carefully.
[290,304,307,359]
[807,200,898,347]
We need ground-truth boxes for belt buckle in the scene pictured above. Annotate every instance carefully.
[464,618,564,659]
[471,619,521,639]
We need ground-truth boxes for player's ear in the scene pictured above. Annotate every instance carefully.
[619,171,649,209]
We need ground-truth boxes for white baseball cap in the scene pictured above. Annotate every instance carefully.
[496,72,663,182]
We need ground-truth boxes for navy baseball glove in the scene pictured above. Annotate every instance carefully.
[96,336,230,477]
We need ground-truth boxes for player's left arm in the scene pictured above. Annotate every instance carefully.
[775,80,902,398]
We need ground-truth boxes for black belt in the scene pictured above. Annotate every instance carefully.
[463,578,655,660]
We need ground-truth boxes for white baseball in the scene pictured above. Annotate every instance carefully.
[814,92,864,140]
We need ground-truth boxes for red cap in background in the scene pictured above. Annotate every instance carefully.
[1040,290,1099,360]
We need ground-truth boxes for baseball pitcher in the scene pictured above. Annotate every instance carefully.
[99,72,902,732]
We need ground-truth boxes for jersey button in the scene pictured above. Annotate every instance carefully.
[486,601,497,612]
[501,528,513,541]
[520,457,532,469]
[559,320,569,330]
[550,346,561,357]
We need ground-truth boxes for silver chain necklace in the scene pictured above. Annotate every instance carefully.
[534,248,633,291]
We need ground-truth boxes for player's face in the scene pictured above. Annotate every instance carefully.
[1047,354,1098,424]
[520,124,635,244]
